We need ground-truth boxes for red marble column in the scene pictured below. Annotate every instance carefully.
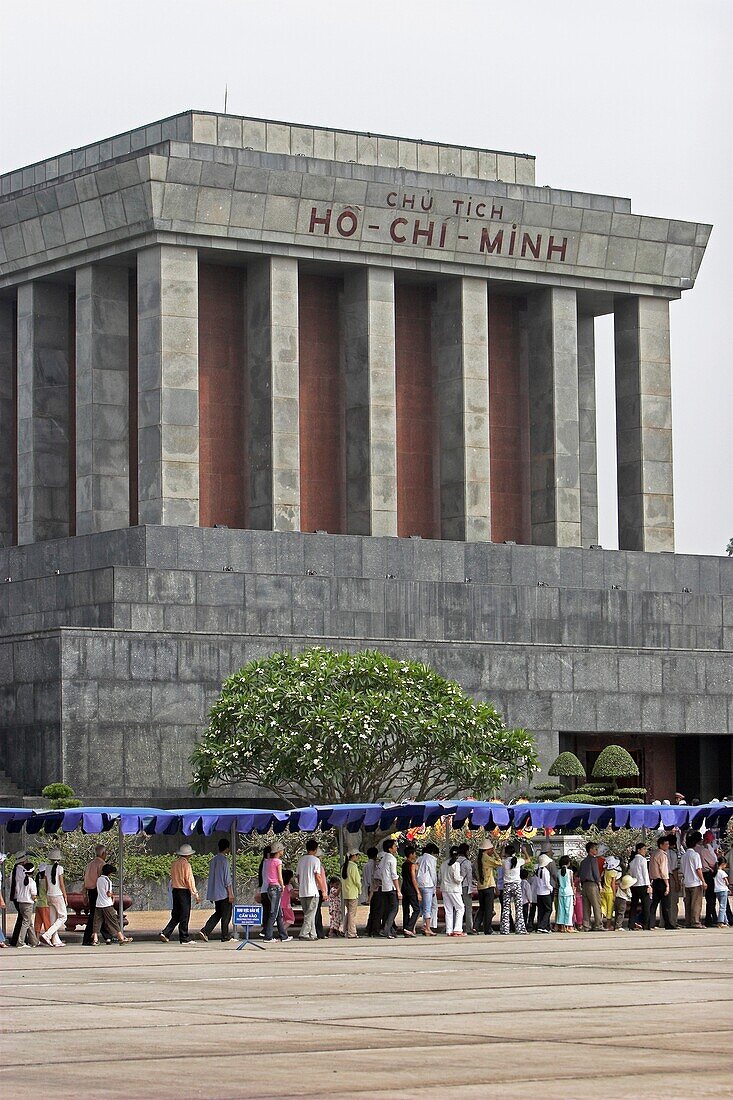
[298,273,344,534]
[489,293,530,543]
[198,263,247,529]
[395,283,438,539]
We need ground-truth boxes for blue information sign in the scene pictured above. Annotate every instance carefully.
[233,904,263,927]
[233,904,266,950]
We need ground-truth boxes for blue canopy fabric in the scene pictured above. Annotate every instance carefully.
[0,800,731,837]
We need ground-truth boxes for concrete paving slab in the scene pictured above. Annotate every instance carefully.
[2,927,731,1098]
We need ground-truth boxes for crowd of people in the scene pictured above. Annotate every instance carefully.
[1,825,731,947]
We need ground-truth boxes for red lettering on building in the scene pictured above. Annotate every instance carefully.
[309,206,332,234]
[490,204,504,219]
[480,227,504,253]
[336,210,358,237]
[520,232,542,259]
[475,202,486,217]
[390,217,408,243]
[387,192,398,207]
[547,235,568,262]
[420,195,433,211]
[412,219,434,246]
[402,194,415,209]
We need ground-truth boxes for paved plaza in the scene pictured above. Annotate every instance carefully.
[2,925,731,1099]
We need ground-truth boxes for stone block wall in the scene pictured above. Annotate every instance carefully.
[0,526,731,801]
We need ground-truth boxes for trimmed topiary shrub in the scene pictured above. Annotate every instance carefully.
[548,752,586,778]
[591,745,639,780]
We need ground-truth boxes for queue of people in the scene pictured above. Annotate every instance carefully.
[3,825,731,948]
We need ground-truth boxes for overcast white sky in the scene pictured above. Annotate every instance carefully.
[1,0,730,556]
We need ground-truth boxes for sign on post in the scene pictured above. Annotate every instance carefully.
[233,904,265,950]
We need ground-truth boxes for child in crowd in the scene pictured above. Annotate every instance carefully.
[714,859,729,926]
[327,875,342,936]
[614,874,635,930]
[556,856,575,932]
[281,869,296,936]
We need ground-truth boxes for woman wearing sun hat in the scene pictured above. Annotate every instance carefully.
[262,841,292,942]
[40,848,68,948]
[613,873,636,931]
[160,843,200,945]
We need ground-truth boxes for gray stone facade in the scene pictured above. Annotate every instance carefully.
[0,527,731,802]
[0,113,726,807]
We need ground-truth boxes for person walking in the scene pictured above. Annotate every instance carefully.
[416,842,439,936]
[34,862,52,942]
[364,847,383,937]
[256,845,272,936]
[667,835,682,928]
[199,838,235,942]
[628,842,652,930]
[341,849,361,938]
[499,844,527,935]
[13,859,39,948]
[697,831,720,927]
[296,838,324,941]
[91,864,132,945]
[8,853,29,946]
[40,849,68,948]
[456,843,474,935]
[535,854,553,933]
[474,840,500,935]
[378,838,401,938]
[556,856,575,932]
[614,874,635,930]
[681,830,706,928]
[649,836,675,930]
[579,842,603,931]
[714,858,729,926]
[440,846,465,936]
[160,843,200,945]
[82,844,107,946]
[400,845,421,937]
[262,842,292,942]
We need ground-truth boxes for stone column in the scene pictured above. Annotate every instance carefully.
[246,256,300,531]
[432,276,491,541]
[614,296,674,552]
[137,245,199,526]
[75,265,130,534]
[342,267,398,536]
[0,300,14,546]
[577,312,599,546]
[526,287,581,547]
[16,282,71,545]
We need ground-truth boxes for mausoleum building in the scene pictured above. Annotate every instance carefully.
[0,111,729,804]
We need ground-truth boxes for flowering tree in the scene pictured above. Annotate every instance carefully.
[191,647,537,805]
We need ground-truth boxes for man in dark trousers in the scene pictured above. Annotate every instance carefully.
[649,836,675,930]
[199,838,234,942]
[579,841,603,931]
[82,844,107,945]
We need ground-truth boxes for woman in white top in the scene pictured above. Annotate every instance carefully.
[13,860,39,948]
[91,864,133,945]
[416,843,439,936]
[439,846,465,936]
[500,844,527,934]
[40,848,68,948]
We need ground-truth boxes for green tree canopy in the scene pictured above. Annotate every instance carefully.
[191,647,537,805]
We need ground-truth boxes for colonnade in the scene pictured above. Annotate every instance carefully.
[0,243,674,551]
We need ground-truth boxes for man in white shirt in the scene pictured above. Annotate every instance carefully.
[457,843,475,934]
[681,831,706,928]
[378,838,401,939]
[627,843,652,930]
[296,839,324,940]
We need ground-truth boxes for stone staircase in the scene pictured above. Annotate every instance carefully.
[0,767,23,805]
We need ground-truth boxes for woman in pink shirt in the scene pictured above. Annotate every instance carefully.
[262,842,291,942]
